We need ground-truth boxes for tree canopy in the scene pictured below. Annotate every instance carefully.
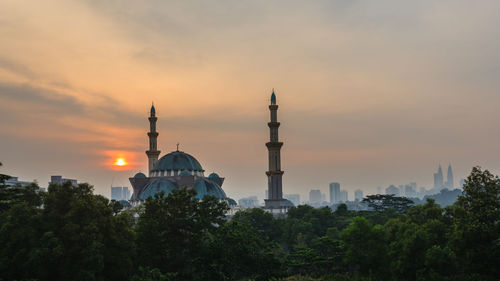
[0,166,498,280]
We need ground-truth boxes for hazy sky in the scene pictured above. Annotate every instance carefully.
[1,0,500,201]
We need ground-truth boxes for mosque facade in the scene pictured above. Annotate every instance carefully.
[129,105,234,205]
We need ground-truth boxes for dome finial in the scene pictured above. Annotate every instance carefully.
[176,142,180,151]
[271,89,276,105]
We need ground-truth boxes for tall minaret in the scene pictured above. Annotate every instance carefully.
[146,104,161,176]
[265,90,288,210]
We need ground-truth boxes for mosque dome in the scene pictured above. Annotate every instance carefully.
[152,151,204,176]
[179,170,191,176]
[208,172,220,179]
[138,178,178,200]
[134,172,147,179]
[194,178,227,199]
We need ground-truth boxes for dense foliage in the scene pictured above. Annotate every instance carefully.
[0,166,498,281]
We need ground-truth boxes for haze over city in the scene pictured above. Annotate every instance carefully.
[2,0,500,201]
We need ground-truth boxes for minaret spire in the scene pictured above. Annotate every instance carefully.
[146,104,161,176]
[265,90,289,212]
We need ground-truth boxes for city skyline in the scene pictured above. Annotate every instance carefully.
[2,1,500,201]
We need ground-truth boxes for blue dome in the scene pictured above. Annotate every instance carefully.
[153,151,204,172]
[227,198,237,206]
[138,178,178,200]
[180,170,191,176]
[208,172,220,179]
[134,172,147,179]
[194,178,227,199]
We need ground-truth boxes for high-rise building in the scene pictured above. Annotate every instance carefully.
[376,186,382,194]
[386,185,400,196]
[340,190,348,202]
[445,164,454,189]
[329,182,341,203]
[404,184,416,198]
[111,186,131,201]
[264,91,291,211]
[50,175,77,186]
[309,189,322,204]
[238,196,259,207]
[434,165,444,190]
[4,176,32,187]
[284,194,300,206]
[354,189,363,201]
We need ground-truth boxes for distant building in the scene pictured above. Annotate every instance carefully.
[284,194,300,206]
[376,186,382,194]
[309,189,322,204]
[386,185,400,196]
[354,189,363,201]
[111,186,131,201]
[4,176,32,187]
[445,164,454,189]
[459,179,465,189]
[434,165,444,190]
[340,190,348,202]
[238,196,259,207]
[329,182,340,203]
[50,175,77,186]
[404,184,416,198]
[399,185,405,196]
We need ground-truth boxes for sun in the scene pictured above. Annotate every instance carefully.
[114,158,127,166]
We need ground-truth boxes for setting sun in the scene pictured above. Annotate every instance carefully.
[114,158,127,166]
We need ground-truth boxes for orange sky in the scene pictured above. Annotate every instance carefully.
[1,0,500,201]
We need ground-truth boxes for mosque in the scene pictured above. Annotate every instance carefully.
[129,91,291,214]
[129,104,234,205]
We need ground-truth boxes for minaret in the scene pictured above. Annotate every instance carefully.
[446,164,454,189]
[146,104,161,176]
[265,90,288,210]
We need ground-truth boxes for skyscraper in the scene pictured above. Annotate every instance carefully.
[354,189,363,201]
[329,182,340,203]
[386,185,400,196]
[309,189,322,204]
[446,164,454,189]
[433,165,444,190]
[340,190,348,202]
[264,91,290,211]
[110,186,130,201]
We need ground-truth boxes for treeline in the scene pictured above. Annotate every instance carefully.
[0,166,499,281]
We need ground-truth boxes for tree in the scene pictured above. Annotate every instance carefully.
[210,220,284,280]
[38,181,135,281]
[135,188,229,280]
[450,167,500,280]
[362,194,414,213]
[340,217,388,279]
